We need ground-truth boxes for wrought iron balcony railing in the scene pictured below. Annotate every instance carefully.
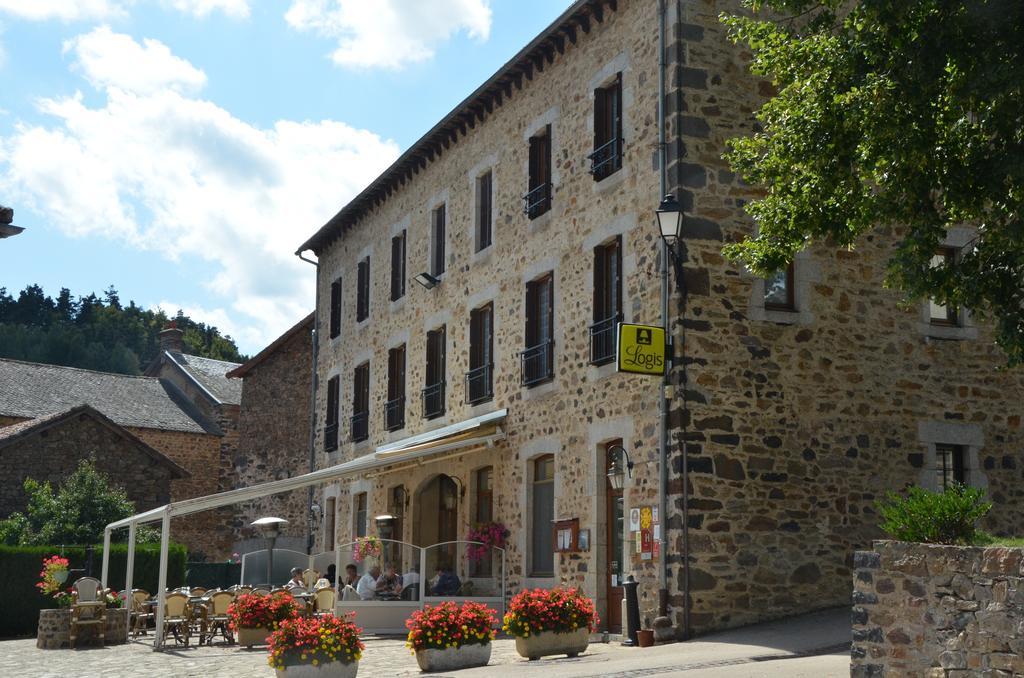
[465,363,493,405]
[384,396,405,432]
[324,423,339,452]
[589,313,621,365]
[421,381,446,419]
[350,411,369,442]
[522,182,551,219]
[520,340,554,387]
[588,137,623,180]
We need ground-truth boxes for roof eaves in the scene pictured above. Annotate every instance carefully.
[295,0,616,256]
[163,350,224,406]
[226,312,314,379]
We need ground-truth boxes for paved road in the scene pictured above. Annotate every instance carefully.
[0,607,850,677]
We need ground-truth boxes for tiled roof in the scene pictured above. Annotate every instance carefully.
[164,352,243,405]
[0,358,216,434]
[0,405,190,478]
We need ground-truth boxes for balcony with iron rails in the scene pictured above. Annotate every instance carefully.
[421,381,446,420]
[384,396,405,432]
[520,340,554,387]
[522,182,550,219]
[588,137,622,181]
[324,423,339,452]
[465,363,493,405]
[589,313,621,365]
[350,411,369,442]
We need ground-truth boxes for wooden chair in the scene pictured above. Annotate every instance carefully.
[70,577,106,648]
[204,591,235,645]
[161,592,191,646]
[189,586,207,597]
[130,589,153,637]
[313,587,336,618]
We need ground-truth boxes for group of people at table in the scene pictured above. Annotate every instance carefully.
[285,562,461,600]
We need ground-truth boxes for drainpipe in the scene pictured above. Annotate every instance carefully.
[656,0,671,628]
[298,250,320,555]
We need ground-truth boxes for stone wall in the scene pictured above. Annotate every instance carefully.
[851,541,1024,676]
[0,414,175,517]
[229,322,312,552]
[36,608,128,649]
[130,427,232,559]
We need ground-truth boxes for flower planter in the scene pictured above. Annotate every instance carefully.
[515,627,589,660]
[636,629,655,647]
[275,661,358,678]
[415,642,492,672]
[237,626,272,647]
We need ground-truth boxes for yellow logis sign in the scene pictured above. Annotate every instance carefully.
[616,323,667,376]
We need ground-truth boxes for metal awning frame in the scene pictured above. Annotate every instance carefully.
[102,409,506,650]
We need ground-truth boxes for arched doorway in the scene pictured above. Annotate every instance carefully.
[414,474,459,578]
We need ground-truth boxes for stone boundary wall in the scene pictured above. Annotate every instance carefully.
[852,540,1024,677]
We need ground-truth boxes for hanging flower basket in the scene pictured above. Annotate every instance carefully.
[353,536,382,563]
[465,522,509,563]
[36,555,72,608]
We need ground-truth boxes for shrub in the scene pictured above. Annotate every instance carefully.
[876,484,992,545]
[0,542,186,638]
[268,613,364,670]
[227,592,300,630]
[405,601,497,652]
[502,587,599,638]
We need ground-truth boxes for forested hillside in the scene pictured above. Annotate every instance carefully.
[0,284,246,374]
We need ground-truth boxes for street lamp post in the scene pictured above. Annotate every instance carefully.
[251,517,288,587]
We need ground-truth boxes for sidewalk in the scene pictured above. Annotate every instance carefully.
[0,606,851,677]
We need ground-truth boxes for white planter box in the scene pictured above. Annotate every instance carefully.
[276,660,358,678]
[514,627,589,660]
[415,642,492,672]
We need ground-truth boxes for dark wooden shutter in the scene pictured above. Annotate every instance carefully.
[540,126,551,191]
[327,376,339,427]
[612,74,623,163]
[593,246,607,324]
[477,172,492,251]
[594,85,608,151]
[329,278,342,338]
[525,280,537,348]
[529,136,541,192]
[470,309,481,370]
[357,258,369,321]
[432,206,446,275]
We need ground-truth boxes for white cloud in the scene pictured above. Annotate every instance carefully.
[0,30,399,352]
[64,26,207,95]
[0,0,248,21]
[285,0,492,70]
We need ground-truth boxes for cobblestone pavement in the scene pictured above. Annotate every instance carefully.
[0,607,850,678]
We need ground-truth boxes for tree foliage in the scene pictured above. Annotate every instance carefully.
[0,458,159,546]
[722,0,1024,363]
[0,284,245,374]
[875,484,992,544]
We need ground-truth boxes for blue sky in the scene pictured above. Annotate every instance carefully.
[0,0,568,354]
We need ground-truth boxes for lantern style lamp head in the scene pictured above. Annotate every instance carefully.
[606,444,635,491]
[414,272,440,290]
[251,516,288,539]
[655,194,684,245]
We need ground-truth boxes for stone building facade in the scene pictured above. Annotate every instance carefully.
[0,406,187,517]
[225,313,315,554]
[296,0,1024,638]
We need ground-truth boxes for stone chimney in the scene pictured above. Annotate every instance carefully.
[159,322,184,353]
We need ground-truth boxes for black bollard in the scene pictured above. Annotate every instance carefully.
[623,574,640,646]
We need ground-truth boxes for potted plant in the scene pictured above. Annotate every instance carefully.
[352,536,382,563]
[268,613,364,677]
[36,555,72,608]
[502,587,599,661]
[229,591,301,647]
[465,522,509,564]
[406,601,497,672]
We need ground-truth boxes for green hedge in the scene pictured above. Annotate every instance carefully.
[186,562,241,590]
[0,543,186,638]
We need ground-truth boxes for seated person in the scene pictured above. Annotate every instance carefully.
[344,563,359,587]
[375,564,402,597]
[356,566,380,600]
[284,567,305,590]
[430,565,461,596]
[314,564,337,590]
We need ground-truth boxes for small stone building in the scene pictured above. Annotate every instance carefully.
[294,0,1024,639]
[224,313,314,554]
[0,405,188,516]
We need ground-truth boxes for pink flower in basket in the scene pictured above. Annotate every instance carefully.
[353,535,382,563]
[466,522,509,563]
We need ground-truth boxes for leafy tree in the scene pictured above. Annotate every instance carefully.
[722,0,1024,363]
[0,458,159,545]
[0,284,246,373]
